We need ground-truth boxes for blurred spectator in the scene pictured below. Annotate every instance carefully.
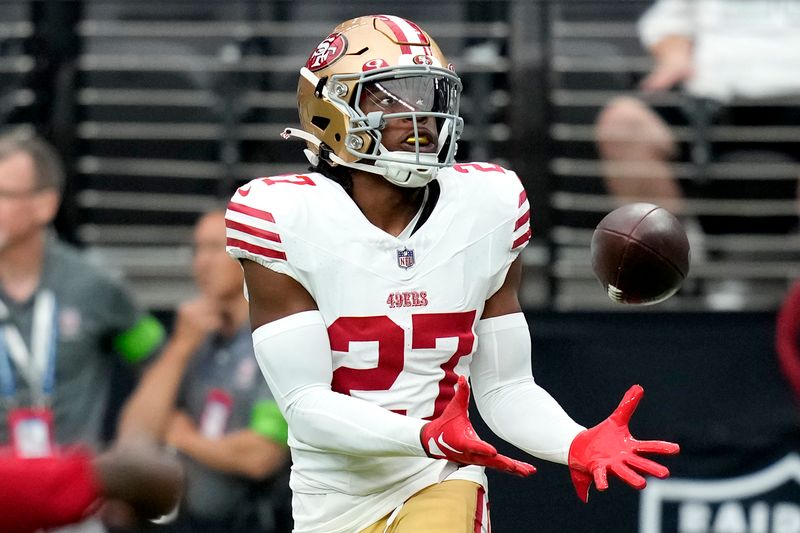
[118,210,290,533]
[595,0,800,236]
[0,131,165,532]
[776,280,800,404]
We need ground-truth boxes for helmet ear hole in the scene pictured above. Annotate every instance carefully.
[334,133,341,142]
[311,116,330,131]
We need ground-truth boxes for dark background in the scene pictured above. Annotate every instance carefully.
[478,311,800,532]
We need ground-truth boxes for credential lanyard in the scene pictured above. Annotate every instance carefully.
[0,290,59,406]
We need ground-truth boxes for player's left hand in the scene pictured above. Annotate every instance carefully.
[567,385,680,502]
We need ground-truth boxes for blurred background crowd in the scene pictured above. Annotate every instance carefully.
[2,1,800,532]
[4,0,800,313]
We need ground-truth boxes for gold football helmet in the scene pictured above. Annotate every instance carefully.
[285,15,463,188]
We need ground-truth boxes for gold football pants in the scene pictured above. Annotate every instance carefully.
[360,480,489,533]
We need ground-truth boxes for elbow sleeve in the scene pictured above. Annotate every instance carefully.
[470,313,583,464]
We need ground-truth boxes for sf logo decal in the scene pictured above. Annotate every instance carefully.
[306,33,348,71]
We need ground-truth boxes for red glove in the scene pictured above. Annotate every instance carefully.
[421,375,536,477]
[568,385,680,502]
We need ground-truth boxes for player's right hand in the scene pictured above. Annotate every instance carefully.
[420,375,536,477]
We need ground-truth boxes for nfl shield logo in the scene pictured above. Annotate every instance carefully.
[397,248,415,269]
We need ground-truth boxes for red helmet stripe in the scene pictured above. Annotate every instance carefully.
[397,18,432,56]
[403,19,430,45]
[377,15,413,54]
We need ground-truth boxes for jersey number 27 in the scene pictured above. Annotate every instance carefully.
[329,310,476,420]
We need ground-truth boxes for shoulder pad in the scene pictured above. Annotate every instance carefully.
[443,162,530,251]
[225,173,320,264]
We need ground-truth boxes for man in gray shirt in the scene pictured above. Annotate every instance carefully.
[119,210,290,533]
[0,132,165,531]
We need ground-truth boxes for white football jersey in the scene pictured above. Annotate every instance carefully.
[226,162,531,532]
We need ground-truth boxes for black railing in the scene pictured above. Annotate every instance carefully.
[2,0,798,312]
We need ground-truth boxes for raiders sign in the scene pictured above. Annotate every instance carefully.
[640,454,800,533]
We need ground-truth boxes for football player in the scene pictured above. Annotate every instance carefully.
[226,15,679,533]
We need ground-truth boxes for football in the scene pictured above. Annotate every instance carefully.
[590,203,690,305]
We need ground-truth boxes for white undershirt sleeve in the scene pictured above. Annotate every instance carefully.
[251,310,427,457]
[470,313,585,464]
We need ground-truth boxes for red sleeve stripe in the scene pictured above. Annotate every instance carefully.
[225,219,281,243]
[518,190,527,208]
[512,228,532,250]
[226,237,287,261]
[227,201,275,223]
[514,209,530,231]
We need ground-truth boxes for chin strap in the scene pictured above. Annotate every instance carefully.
[282,127,438,188]
[281,128,389,176]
